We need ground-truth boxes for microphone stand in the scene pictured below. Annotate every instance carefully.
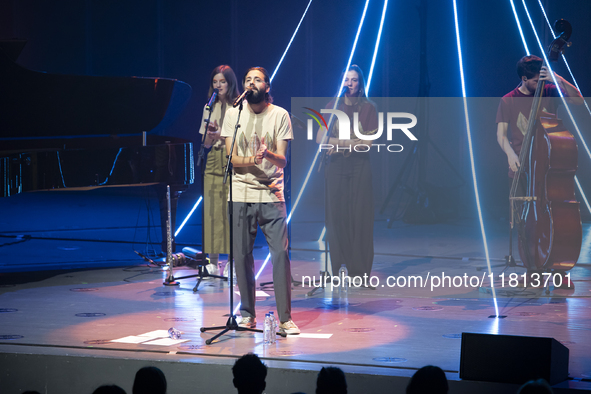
[166,98,227,292]
[317,90,346,173]
[200,98,262,344]
[195,97,215,267]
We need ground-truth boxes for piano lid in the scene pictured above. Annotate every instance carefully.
[0,40,192,139]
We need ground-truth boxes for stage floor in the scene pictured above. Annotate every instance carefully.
[1,249,591,393]
[1,189,591,393]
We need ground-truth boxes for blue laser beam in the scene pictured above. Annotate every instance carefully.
[270,0,314,83]
[174,196,202,238]
[509,0,530,55]
[366,0,389,94]
[338,0,371,95]
[520,0,591,215]
[453,0,499,317]
[234,1,372,316]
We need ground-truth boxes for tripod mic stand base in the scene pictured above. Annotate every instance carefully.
[178,247,228,291]
[505,255,517,267]
[306,270,330,297]
[261,276,303,289]
[200,315,264,345]
[475,255,525,271]
[163,279,180,286]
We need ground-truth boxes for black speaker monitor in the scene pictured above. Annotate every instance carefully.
[460,332,569,385]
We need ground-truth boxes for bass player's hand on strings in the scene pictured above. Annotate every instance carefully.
[508,150,520,173]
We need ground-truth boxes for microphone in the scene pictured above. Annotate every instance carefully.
[233,86,253,108]
[339,85,349,97]
[205,88,219,111]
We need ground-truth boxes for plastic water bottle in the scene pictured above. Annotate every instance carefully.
[224,262,238,286]
[206,260,218,276]
[168,327,182,340]
[338,264,349,292]
[263,313,271,345]
[269,311,277,344]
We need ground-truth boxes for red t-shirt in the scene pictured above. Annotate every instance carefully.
[496,85,562,177]
[496,85,561,156]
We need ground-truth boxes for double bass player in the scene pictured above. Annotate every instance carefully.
[496,55,583,287]
[497,55,583,178]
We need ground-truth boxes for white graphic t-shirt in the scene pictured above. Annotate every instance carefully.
[221,103,293,202]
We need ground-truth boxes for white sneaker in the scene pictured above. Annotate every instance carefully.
[239,316,256,328]
[279,320,300,335]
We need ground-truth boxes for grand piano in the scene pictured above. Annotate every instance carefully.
[0,40,194,252]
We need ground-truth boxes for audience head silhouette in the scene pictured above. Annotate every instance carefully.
[517,379,554,394]
[406,365,448,394]
[132,366,167,394]
[92,385,126,394]
[316,366,347,394]
[232,353,267,394]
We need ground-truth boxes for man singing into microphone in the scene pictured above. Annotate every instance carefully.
[221,67,299,335]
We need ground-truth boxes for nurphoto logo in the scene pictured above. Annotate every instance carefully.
[304,107,418,153]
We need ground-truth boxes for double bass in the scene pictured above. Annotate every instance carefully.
[510,20,582,273]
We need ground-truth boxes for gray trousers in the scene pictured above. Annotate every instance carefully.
[232,202,291,323]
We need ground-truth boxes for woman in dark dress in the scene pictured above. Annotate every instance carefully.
[317,65,378,279]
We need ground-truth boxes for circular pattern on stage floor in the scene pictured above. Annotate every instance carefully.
[70,288,99,292]
[512,312,542,316]
[272,351,302,357]
[0,335,24,340]
[83,339,112,345]
[412,306,443,311]
[442,334,461,339]
[178,344,205,350]
[345,328,375,333]
[372,357,407,363]
[75,313,106,317]
[164,317,196,321]
[317,300,361,309]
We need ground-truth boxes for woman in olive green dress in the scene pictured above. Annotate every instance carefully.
[198,65,239,268]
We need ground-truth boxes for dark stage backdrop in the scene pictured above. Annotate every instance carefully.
[2,0,591,220]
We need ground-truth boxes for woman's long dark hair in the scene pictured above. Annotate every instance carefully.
[208,65,239,103]
[345,64,367,98]
[339,64,371,107]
